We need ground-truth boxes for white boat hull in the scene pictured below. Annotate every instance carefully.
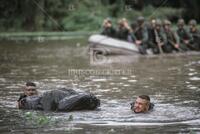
[88,34,139,55]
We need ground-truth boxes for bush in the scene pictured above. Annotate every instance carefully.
[0,0,185,32]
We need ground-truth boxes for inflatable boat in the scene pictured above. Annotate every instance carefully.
[88,34,140,55]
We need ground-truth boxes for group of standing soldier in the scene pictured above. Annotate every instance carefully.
[101,17,200,54]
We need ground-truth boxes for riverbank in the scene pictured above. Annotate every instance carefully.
[1,24,199,42]
[0,31,98,41]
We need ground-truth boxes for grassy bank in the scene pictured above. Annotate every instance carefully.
[0,31,98,41]
[1,24,199,42]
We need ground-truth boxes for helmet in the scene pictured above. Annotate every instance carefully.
[163,19,171,25]
[189,19,197,26]
[137,16,145,22]
[151,19,156,24]
[177,19,185,25]
[155,19,162,26]
[106,17,112,23]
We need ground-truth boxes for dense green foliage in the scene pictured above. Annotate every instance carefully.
[0,0,199,32]
[24,111,74,126]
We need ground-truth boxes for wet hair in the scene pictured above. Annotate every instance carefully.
[130,95,151,109]
[26,82,36,87]
[138,95,150,102]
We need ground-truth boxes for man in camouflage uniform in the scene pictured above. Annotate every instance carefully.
[116,18,131,41]
[176,19,193,51]
[148,19,167,54]
[130,16,149,54]
[189,19,200,51]
[101,18,116,38]
[163,20,182,53]
[147,19,156,51]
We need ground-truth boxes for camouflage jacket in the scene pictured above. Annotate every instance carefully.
[177,27,193,43]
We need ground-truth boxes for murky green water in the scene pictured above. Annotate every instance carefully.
[0,39,200,134]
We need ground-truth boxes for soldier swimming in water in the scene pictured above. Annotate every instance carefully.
[17,82,100,112]
[131,95,154,113]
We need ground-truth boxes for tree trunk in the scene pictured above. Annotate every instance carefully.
[34,0,45,31]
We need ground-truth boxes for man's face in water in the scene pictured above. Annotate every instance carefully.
[24,86,37,96]
[132,97,150,113]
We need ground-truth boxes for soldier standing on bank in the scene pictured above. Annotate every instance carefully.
[188,19,200,51]
[163,20,181,53]
[176,19,193,51]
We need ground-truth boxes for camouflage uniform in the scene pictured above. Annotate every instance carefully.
[116,27,130,41]
[176,19,193,51]
[163,20,181,53]
[189,19,200,51]
[131,16,149,54]
[101,27,116,38]
[116,18,131,41]
[129,21,137,42]
[101,18,116,38]
[147,19,156,50]
[148,19,167,54]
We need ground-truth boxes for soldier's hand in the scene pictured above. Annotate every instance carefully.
[124,22,129,28]
[176,44,179,48]
[107,23,112,28]
[18,100,24,108]
[136,40,142,45]
[184,40,189,44]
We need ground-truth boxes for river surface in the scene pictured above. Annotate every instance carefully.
[0,39,200,134]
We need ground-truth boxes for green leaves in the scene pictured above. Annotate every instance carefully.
[0,0,195,32]
[25,111,52,126]
[24,111,74,127]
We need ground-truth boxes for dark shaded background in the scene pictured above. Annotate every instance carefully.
[0,0,199,32]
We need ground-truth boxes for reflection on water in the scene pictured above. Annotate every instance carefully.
[0,40,200,133]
